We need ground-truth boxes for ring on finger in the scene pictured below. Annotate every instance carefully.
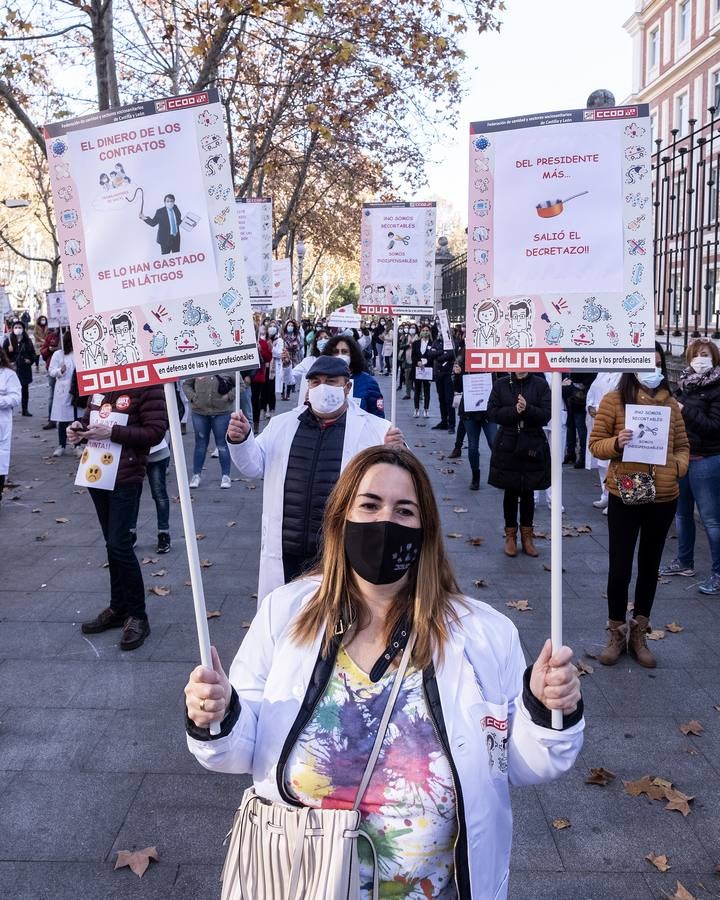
[200,698,206,712]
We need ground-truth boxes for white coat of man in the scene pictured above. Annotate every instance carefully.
[227,356,405,602]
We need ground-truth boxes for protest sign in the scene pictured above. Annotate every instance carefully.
[46,290,70,327]
[359,201,436,315]
[74,410,127,490]
[462,373,493,411]
[465,105,655,373]
[44,89,258,394]
[328,304,362,329]
[236,197,272,306]
[622,403,671,465]
[272,257,293,311]
[0,286,11,319]
[438,308,453,350]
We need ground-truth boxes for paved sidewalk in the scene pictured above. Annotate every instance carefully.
[0,373,718,899]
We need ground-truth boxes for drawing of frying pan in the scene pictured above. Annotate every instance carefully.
[536,191,589,218]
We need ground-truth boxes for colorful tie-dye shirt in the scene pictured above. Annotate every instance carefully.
[286,646,458,898]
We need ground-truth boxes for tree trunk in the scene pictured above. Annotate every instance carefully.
[91,0,119,110]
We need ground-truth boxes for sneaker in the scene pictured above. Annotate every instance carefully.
[120,616,150,651]
[189,474,201,489]
[157,532,171,554]
[593,497,609,509]
[447,426,455,435]
[220,475,231,489]
[422,409,430,418]
[52,446,65,457]
[81,607,124,634]
[413,409,420,418]
[42,421,55,430]
[658,559,695,577]
[448,447,461,459]
[602,507,608,516]
[698,574,720,595]
[211,448,219,458]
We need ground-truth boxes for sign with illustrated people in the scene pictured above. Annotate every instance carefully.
[465,105,655,372]
[272,257,293,310]
[359,201,436,315]
[43,89,259,393]
[236,197,273,307]
[46,290,70,327]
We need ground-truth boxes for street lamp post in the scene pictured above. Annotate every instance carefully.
[295,236,305,323]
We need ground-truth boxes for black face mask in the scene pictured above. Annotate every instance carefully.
[344,520,423,585]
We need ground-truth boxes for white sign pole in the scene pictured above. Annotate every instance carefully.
[164,381,220,735]
[235,372,241,415]
[390,316,399,427]
[550,371,564,731]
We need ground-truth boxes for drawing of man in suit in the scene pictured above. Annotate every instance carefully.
[141,194,182,255]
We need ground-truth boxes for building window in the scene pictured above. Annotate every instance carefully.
[678,0,690,46]
[648,27,659,72]
[650,112,658,145]
[713,70,720,110]
[676,91,689,136]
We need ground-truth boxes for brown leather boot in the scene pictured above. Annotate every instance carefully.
[504,527,518,557]
[628,616,656,668]
[598,620,628,666]
[520,526,539,557]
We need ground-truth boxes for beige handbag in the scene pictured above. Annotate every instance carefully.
[220,634,415,900]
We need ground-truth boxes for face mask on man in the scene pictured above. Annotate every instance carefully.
[636,367,663,389]
[308,382,346,415]
[316,338,328,352]
[690,356,713,375]
[344,520,423,585]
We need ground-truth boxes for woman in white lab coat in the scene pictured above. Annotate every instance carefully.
[0,345,21,505]
[48,330,78,458]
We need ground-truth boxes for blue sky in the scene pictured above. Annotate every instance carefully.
[419,0,634,214]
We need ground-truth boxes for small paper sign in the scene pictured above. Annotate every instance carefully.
[327,304,361,329]
[74,410,128,490]
[415,365,433,381]
[622,403,671,465]
[462,373,493,412]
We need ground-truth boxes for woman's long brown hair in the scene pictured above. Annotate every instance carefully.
[290,446,463,669]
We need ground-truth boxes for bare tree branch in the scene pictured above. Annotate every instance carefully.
[0,22,91,41]
[0,82,45,155]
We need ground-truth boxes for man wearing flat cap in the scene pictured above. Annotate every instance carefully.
[227,356,405,601]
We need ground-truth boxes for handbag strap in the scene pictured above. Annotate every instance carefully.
[352,632,416,811]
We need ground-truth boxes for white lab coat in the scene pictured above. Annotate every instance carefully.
[48,349,76,423]
[187,579,584,900]
[292,355,317,407]
[585,372,621,469]
[0,367,21,475]
[228,402,390,600]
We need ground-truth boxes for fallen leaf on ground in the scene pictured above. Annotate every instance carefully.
[551,818,570,830]
[206,610,222,619]
[585,767,615,786]
[196,532,206,540]
[714,705,720,713]
[184,579,192,587]
[414,442,426,448]
[43,499,56,504]
[150,569,167,577]
[467,537,484,546]
[543,564,566,572]
[55,517,69,524]
[114,846,159,878]
[200,559,213,568]
[446,532,463,539]
[506,600,532,611]
[250,593,257,599]
[666,621,684,633]
[647,629,666,640]
[31,508,41,513]
[35,533,47,541]
[584,648,599,659]
[473,579,488,588]
[576,661,594,676]
[245,484,257,490]
[645,852,671,872]
[226,521,236,527]
[148,585,170,597]
[679,720,703,736]
[533,530,549,540]
[623,776,667,801]
[100,562,109,568]
[141,557,158,565]
[671,881,695,900]
[576,525,592,533]
[72,489,84,494]
[453,507,468,513]
[664,787,695,816]
[658,576,671,584]
[440,467,455,475]
[241,620,252,628]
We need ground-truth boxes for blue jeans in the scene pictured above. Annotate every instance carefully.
[676,454,720,576]
[89,484,146,618]
[566,408,587,458]
[192,412,231,477]
[238,386,252,421]
[464,416,497,479]
[132,458,170,532]
[47,375,56,421]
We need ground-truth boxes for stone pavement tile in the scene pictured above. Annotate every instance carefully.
[508,786,563,872]
[0,707,115,772]
[508,872,654,899]
[0,622,79,658]
[643,873,715,900]
[534,769,715,873]
[0,589,72,622]
[66,660,191,710]
[171,863,222,898]
[149,621,243,664]
[576,715,720,784]
[591,667,716,717]
[687,667,720,704]
[0,771,142,860]
[111,773,250,864]
[0,861,179,899]
[0,659,100,708]
[82,708,200,775]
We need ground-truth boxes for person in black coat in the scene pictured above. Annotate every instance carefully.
[562,371,596,467]
[2,319,37,415]
[487,372,551,557]
[141,194,182,254]
[428,335,457,433]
